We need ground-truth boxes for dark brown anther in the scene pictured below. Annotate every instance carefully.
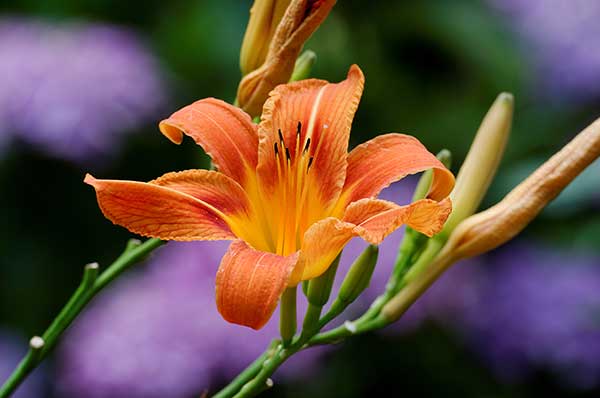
[278,129,284,144]
[274,142,279,156]
[307,156,314,172]
[303,137,311,153]
[285,147,291,161]
[297,121,302,136]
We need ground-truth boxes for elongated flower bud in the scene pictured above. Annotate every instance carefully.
[338,245,378,304]
[404,94,513,282]
[237,0,336,117]
[301,254,341,335]
[306,254,340,307]
[444,93,514,236]
[240,0,292,76]
[382,117,600,323]
[441,117,600,262]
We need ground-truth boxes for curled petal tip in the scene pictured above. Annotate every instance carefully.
[348,64,364,79]
[158,120,184,144]
[83,173,97,186]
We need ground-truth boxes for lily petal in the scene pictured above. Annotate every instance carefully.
[338,134,455,210]
[257,65,365,215]
[216,240,299,329]
[298,197,452,280]
[158,98,259,188]
[84,171,252,241]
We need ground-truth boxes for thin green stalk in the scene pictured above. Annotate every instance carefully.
[0,238,165,398]
[298,303,322,340]
[279,287,297,346]
[212,340,279,398]
[308,315,388,346]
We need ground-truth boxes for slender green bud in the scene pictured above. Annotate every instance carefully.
[306,254,340,307]
[301,280,310,297]
[338,245,378,304]
[290,50,317,82]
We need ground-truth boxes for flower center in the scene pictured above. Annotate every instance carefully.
[270,121,316,255]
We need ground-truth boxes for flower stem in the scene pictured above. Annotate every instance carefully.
[279,287,297,346]
[212,340,279,398]
[0,238,165,398]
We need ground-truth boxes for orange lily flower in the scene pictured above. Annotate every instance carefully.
[85,65,455,329]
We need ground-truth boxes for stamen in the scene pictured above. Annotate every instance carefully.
[274,142,279,156]
[278,129,285,144]
[297,121,302,136]
[307,156,314,172]
[303,138,311,153]
[285,147,291,161]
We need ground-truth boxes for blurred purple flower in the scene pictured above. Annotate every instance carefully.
[0,18,166,164]
[389,240,600,389]
[488,0,600,101]
[0,330,46,398]
[460,244,600,389]
[57,241,323,398]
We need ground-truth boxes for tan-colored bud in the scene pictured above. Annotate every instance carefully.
[240,0,292,76]
[443,117,600,261]
[237,0,336,117]
[382,117,600,323]
[445,92,514,235]
[403,95,512,282]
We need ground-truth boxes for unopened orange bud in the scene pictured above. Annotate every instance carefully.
[237,0,336,117]
[442,117,600,261]
[240,0,292,76]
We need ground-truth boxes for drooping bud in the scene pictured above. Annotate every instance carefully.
[237,0,336,117]
[440,117,600,262]
[338,245,378,304]
[382,117,600,324]
[444,92,514,236]
[240,0,292,76]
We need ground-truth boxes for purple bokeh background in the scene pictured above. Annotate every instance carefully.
[0,17,166,164]
[488,0,600,101]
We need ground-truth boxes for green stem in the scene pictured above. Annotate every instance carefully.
[279,287,297,346]
[298,303,322,340]
[0,238,165,398]
[308,315,388,346]
[212,340,279,398]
